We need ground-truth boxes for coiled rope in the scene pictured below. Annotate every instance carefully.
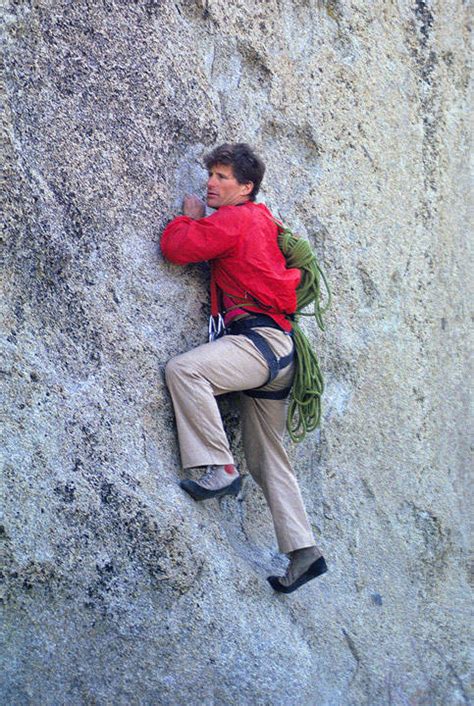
[277,225,331,442]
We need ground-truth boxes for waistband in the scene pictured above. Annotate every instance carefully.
[226,314,288,335]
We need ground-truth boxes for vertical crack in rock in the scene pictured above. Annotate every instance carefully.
[342,627,361,685]
[405,2,441,217]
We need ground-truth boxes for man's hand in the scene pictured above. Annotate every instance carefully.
[183,194,205,220]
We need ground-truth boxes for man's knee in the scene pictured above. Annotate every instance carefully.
[165,355,183,387]
[165,352,196,387]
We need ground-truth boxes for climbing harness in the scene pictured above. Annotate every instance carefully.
[227,315,295,399]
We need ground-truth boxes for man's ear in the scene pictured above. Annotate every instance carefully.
[242,181,254,197]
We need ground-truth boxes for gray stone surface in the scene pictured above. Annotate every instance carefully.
[1,1,472,704]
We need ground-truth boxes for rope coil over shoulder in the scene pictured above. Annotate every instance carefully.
[277,223,331,442]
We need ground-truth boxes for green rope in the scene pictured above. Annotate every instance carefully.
[277,225,331,442]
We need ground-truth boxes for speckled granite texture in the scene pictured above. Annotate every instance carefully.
[2,1,472,704]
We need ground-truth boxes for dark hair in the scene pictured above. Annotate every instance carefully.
[204,143,266,201]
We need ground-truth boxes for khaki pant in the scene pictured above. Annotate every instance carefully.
[165,327,316,553]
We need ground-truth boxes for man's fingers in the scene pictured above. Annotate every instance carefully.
[183,193,205,219]
[183,194,202,206]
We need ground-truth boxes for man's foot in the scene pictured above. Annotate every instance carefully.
[180,464,241,501]
[267,546,328,594]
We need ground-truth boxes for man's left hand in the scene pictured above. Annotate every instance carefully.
[183,194,205,219]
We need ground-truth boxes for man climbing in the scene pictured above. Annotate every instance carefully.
[161,143,327,593]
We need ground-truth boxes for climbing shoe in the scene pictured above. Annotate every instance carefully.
[268,546,328,594]
[180,464,241,501]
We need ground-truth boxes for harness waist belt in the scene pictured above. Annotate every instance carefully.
[227,314,284,335]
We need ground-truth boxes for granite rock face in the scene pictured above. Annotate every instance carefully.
[2,1,472,704]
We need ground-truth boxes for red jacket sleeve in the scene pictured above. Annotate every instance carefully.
[161,209,240,265]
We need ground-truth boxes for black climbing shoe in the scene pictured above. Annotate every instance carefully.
[268,555,328,594]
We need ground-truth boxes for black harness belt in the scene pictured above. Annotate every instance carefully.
[226,315,294,400]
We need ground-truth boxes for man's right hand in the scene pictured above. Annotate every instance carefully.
[183,194,205,220]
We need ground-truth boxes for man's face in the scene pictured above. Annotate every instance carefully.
[206,163,253,209]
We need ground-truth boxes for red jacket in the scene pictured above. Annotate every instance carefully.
[160,201,301,332]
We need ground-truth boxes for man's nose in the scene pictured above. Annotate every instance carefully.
[207,174,217,189]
